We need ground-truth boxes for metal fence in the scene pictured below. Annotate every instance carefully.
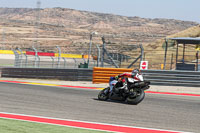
[0,41,137,69]
[0,46,98,69]
[1,37,200,70]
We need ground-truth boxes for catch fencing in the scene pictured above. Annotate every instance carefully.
[0,36,144,69]
[0,44,130,69]
[0,50,97,69]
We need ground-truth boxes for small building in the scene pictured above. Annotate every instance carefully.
[165,37,200,71]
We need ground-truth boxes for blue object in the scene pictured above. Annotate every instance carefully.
[109,77,115,82]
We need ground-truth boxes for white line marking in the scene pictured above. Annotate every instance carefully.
[0,111,192,133]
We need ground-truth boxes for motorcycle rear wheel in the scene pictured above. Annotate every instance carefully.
[98,88,109,101]
[126,89,145,105]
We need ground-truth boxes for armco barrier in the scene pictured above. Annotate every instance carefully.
[1,68,93,81]
[142,69,200,87]
[1,67,200,87]
[93,67,200,87]
[0,67,2,77]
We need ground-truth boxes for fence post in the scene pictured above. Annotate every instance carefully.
[119,54,122,67]
[163,39,168,70]
[50,56,54,68]
[24,52,28,68]
[140,44,144,61]
[73,58,77,68]
[117,53,119,62]
[101,36,105,67]
[17,48,23,67]
[87,32,97,67]
[56,45,61,68]
[139,44,144,69]
[63,57,66,68]
[96,44,101,67]
[196,51,199,71]
[12,49,19,67]
[32,46,39,68]
[170,53,174,70]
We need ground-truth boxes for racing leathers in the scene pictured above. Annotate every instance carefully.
[114,71,142,93]
[116,72,132,93]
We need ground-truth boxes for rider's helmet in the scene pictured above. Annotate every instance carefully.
[131,69,140,77]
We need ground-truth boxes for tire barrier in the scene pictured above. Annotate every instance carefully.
[93,67,132,83]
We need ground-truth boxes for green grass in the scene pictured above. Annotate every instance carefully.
[0,118,110,133]
[0,64,14,66]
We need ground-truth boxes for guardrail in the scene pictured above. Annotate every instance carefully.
[142,70,200,87]
[1,67,200,87]
[0,67,2,77]
[93,67,200,87]
[1,68,93,81]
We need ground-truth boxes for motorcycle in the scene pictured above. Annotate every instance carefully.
[98,72,150,104]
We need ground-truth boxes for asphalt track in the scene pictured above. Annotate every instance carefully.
[0,82,199,132]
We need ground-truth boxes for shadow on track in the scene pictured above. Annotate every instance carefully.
[92,98,137,105]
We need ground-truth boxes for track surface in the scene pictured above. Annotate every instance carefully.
[0,82,199,132]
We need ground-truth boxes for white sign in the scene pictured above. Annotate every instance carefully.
[140,61,148,70]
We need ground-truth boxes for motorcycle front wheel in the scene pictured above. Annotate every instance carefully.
[98,88,109,101]
[126,89,145,105]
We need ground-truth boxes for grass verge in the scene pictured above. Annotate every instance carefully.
[0,118,110,133]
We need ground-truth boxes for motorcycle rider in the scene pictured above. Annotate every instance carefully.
[112,69,141,93]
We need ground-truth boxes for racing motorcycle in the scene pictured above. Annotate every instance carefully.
[98,72,150,104]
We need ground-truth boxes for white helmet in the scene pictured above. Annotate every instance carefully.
[131,69,140,77]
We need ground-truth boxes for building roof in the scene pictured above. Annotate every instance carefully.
[169,37,200,45]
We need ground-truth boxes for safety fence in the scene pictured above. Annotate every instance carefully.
[93,67,200,87]
[0,45,137,69]
[0,37,144,69]
[0,49,93,69]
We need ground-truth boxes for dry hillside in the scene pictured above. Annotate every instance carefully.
[0,8,198,49]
